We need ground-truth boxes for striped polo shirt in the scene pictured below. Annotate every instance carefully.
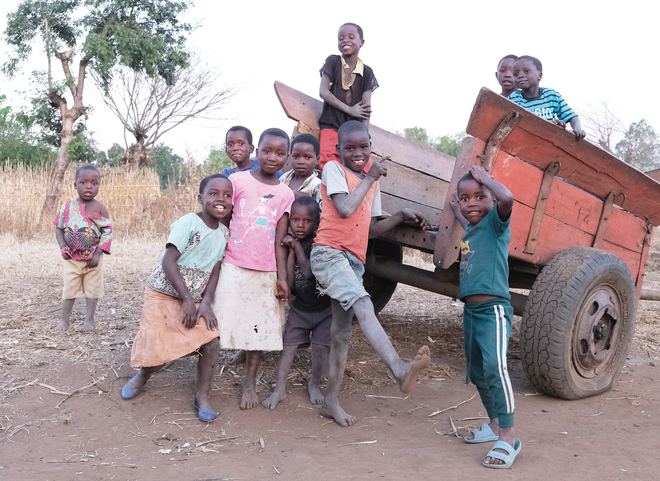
[509,88,577,123]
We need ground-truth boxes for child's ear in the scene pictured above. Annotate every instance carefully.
[335,144,340,156]
[249,144,255,154]
[197,194,203,205]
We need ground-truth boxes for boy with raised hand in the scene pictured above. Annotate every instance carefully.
[509,55,586,140]
[449,165,521,469]
[310,120,432,427]
[495,55,518,98]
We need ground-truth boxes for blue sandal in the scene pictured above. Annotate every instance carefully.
[483,439,522,469]
[464,422,498,444]
[194,397,217,422]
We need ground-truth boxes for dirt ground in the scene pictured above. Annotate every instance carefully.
[1,236,659,481]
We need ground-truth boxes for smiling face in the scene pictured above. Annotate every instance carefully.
[198,177,233,221]
[337,129,371,174]
[74,170,101,201]
[291,142,318,177]
[256,135,289,176]
[337,24,364,57]
[496,58,516,92]
[457,178,496,225]
[225,130,254,165]
[289,203,317,241]
[513,59,542,92]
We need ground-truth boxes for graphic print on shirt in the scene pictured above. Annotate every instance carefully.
[460,240,474,281]
[232,194,278,247]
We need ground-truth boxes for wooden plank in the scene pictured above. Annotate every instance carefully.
[523,161,561,254]
[378,161,448,211]
[603,207,648,254]
[274,81,455,181]
[434,137,483,268]
[380,193,443,228]
[492,152,543,208]
[466,87,660,226]
[378,226,437,253]
[600,240,641,286]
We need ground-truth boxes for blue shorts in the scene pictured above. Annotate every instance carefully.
[310,245,369,311]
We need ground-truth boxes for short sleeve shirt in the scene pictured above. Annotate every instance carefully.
[318,55,379,131]
[323,161,381,216]
[508,88,577,123]
[146,213,229,302]
[224,171,295,271]
[53,199,113,260]
[291,241,332,312]
[458,207,511,301]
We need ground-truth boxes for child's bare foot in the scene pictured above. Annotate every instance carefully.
[308,384,324,405]
[229,349,246,365]
[484,426,517,467]
[262,388,286,409]
[56,319,70,331]
[320,400,355,427]
[240,380,259,410]
[82,319,95,331]
[397,345,431,393]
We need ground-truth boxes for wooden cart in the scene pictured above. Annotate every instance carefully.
[274,82,660,400]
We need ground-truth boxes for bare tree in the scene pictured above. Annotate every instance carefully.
[93,56,237,170]
[580,100,626,153]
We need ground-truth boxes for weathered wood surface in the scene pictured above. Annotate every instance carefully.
[467,88,660,226]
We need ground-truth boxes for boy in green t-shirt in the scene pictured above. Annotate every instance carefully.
[449,165,521,469]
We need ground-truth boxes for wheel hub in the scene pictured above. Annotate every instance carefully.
[572,287,622,378]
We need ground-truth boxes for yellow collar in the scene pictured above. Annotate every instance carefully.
[340,56,364,90]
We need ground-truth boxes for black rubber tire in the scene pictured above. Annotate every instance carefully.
[363,239,402,314]
[520,246,637,400]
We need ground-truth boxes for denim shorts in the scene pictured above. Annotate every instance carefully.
[310,245,369,311]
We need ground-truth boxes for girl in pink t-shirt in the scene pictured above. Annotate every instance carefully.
[212,128,294,410]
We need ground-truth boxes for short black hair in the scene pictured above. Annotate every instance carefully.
[498,54,518,67]
[515,55,543,73]
[258,128,290,151]
[340,22,363,40]
[291,196,321,226]
[199,173,229,194]
[291,134,320,157]
[337,120,369,145]
[226,125,253,145]
[457,172,477,192]
[75,165,100,181]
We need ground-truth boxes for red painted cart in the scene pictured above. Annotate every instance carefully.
[275,82,660,400]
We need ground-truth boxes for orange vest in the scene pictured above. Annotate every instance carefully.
[313,163,378,264]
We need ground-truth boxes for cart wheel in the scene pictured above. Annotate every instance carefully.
[363,239,403,314]
[520,246,637,400]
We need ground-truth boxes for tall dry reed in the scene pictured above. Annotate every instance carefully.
[0,163,200,238]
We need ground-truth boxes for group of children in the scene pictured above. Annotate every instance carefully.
[53,22,594,470]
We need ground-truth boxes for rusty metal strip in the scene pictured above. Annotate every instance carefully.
[592,191,624,249]
[478,111,521,172]
[523,161,561,255]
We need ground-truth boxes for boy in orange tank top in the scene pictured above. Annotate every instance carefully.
[310,121,432,427]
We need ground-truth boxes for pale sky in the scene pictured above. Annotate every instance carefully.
[0,0,657,161]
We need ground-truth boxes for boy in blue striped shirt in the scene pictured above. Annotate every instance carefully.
[509,56,586,140]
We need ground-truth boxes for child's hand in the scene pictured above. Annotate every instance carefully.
[61,252,72,260]
[86,249,102,268]
[449,192,461,215]
[367,155,389,180]
[196,302,218,330]
[572,128,586,141]
[551,118,567,129]
[181,298,198,329]
[469,165,493,184]
[281,235,298,249]
[348,100,372,120]
[401,208,432,230]
[276,279,289,301]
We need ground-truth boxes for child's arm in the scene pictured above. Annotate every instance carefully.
[55,227,72,260]
[331,156,388,218]
[569,116,586,140]
[319,74,372,121]
[282,235,313,279]
[161,245,198,328]
[286,245,296,290]
[448,192,469,229]
[470,165,514,220]
[87,203,112,268]
[360,90,373,128]
[196,261,221,330]
[369,208,432,239]
[275,213,290,301]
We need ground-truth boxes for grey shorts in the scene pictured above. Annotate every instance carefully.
[282,304,332,347]
[310,245,369,311]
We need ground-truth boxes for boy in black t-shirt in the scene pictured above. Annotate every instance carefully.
[262,197,331,409]
[318,23,378,171]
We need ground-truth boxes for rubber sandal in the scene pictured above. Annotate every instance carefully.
[483,439,522,469]
[194,397,217,422]
[121,377,140,400]
[464,422,498,444]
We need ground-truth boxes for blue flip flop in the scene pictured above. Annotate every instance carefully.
[194,397,217,422]
[465,422,498,444]
[121,376,141,400]
[483,439,522,469]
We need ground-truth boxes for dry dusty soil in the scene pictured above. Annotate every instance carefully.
[1,237,659,480]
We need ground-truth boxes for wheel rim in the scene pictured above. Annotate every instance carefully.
[572,284,622,379]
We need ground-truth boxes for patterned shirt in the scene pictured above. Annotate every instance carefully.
[53,199,113,261]
[147,213,229,302]
[279,170,323,208]
[508,88,577,123]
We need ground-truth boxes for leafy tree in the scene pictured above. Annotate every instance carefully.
[432,132,467,157]
[152,143,187,190]
[198,147,233,176]
[3,0,192,218]
[615,120,660,172]
[404,127,430,146]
